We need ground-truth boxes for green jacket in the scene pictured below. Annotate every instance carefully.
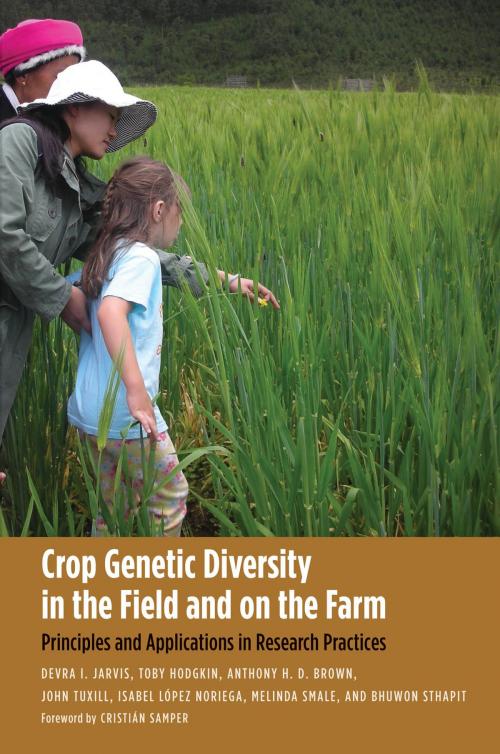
[0,123,208,441]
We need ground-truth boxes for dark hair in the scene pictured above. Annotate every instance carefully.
[0,106,70,184]
[81,156,188,299]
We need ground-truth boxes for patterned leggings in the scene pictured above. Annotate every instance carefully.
[85,431,188,537]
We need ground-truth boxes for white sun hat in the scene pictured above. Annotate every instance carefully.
[20,60,157,152]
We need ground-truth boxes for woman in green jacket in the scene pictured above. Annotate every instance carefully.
[0,61,161,456]
[0,59,279,485]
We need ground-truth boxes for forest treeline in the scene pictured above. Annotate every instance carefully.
[1,1,499,90]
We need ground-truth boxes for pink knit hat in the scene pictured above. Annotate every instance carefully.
[0,19,85,77]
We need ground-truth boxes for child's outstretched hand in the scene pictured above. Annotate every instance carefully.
[126,386,161,441]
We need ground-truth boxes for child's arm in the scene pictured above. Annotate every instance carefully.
[97,296,160,440]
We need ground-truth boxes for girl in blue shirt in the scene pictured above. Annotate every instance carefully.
[68,156,189,536]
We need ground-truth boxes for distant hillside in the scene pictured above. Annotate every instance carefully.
[1,1,499,90]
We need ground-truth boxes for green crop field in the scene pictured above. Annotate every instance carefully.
[1,75,498,537]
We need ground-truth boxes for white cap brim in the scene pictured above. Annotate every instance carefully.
[19,60,157,151]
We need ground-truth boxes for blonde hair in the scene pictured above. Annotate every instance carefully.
[82,156,188,298]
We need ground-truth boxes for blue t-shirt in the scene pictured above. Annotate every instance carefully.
[67,241,167,439]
